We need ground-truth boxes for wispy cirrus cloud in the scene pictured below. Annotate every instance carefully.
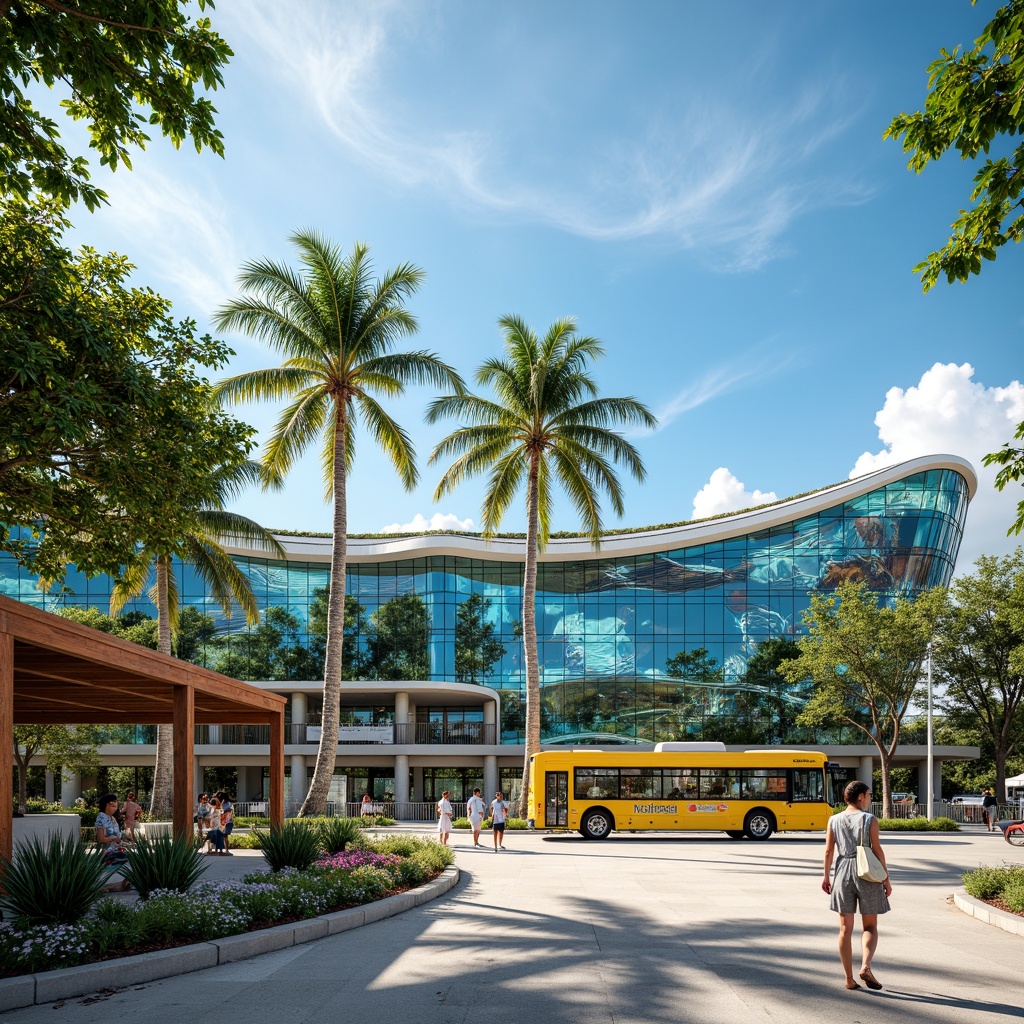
[232,2,872,271]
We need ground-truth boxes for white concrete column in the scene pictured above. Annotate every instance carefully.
[483,700,496,743]
[290,754,307,812]
[483,755,499,801]
[44,770,55,803]
[857,756,874,792]
[394,691,409,743]
[394,753,410,806]
[917,759,942,810]
[60,770,81,807]
[291,692,307,743]
[207,725,221,744]
[412,765,424,802]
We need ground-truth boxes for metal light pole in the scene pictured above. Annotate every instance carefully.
[926,642,934,821]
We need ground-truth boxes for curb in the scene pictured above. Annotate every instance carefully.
[953,888,1024,938]
[0,865,459,1013]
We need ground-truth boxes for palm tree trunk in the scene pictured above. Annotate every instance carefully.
[518,454,542,818]
[301,402,347,816]
[150,555,175,819]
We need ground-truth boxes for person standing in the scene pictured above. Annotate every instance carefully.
[490,791,509,851]
[982,788,999,831]
[822,780,892,991]
[217,791,234,853]
[436,789,454,845]
[122,791,142,841]
[467,788,486,847]
[205,796,226,854]
[361,793,374,818]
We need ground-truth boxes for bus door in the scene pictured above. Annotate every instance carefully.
[545,771,568,827]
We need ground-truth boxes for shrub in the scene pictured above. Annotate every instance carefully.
[134,891,198,943]
[962,864,1024,900]
[121,833,207,899]
[227,830,262,850]
[357,814,395,828]
[365,834,454,872]
[483,817,529,830]
[3,922,91,973]
[0,832,109,925]
[877,817,959,832]
[254,821,322,872]
[317,816,362,854]
[1002,877,1024,913]
[451,817,471,829]
[82,898,143,955]
[232,815,271,828]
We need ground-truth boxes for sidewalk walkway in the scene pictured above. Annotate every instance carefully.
[9,827,1024,1024]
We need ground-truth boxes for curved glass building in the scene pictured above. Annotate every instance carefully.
[0,455,976,808]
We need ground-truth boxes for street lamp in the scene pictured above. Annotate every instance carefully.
[926,641,934,821]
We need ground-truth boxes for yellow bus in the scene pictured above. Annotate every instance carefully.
[527,742,839,840]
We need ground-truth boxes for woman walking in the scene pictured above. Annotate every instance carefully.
[822,780,892,991]
[436,790,453,846]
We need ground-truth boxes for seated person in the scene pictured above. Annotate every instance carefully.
[95,792,131,890]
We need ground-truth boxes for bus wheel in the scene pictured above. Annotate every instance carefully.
[725,830,745,840]
[743,809,775,841]
[580,809,613,840]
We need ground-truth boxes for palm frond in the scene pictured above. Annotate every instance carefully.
[426,393,509,427]
[196,509,287,559]
[261,388,330,486]
[359,351,464,393]
[213,366,319,407]
[357,393,418,491]
[481,452,526,535]
[432,431,519,500]
[182,535,260,624]
[110,553,154,615]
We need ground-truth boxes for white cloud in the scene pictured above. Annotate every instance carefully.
[851,362,1024,569]
[232,2,870,270]
[380,512,477,534]
[691,468,778,520]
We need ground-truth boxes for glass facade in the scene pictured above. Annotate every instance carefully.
[0,467,969,746]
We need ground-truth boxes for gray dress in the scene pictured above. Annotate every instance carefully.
[828,810,890,915]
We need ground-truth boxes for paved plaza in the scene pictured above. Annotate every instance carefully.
[5,825,1024,1024]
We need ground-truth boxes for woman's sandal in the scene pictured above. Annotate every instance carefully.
[859,968,883,990]
[845,980,861,990]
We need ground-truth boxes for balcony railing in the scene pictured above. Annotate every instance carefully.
[186,722,497,746]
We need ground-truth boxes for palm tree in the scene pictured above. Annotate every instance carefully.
[428,315,657,815]
[212,232,463,816]
[111,460,286,818]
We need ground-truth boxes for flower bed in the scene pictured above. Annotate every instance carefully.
[0,836,452,978]
[962,864,1024,916]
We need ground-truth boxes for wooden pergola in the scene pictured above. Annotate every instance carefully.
[0,594,285,861]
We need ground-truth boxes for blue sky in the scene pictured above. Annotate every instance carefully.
[54,1,1020,569]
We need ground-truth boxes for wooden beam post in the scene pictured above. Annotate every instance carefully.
[0,632,13,865]
[172,685,194,841]
[269,708,284,830]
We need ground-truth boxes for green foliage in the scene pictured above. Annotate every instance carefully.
[876,817,960,832]
[316,816,363,854]
[0,832,109,925]
[962,863,1024,900]
[12,722,100,813]
[365,595,430,680]
[121,833,207,899]
[986,423,1024,536]
[0,197,256,582]
[358,815,396,828]
[451,817,472,829]
[885,1,1024,292]
[254,821,322,872]
[82,898,143,955]
[783,581,946,815]
[455,592,507,683]
[1003,876,1024,912]
[0,0,231,210]
[934,550,1024,798]
[364,834,455,871]
[482,817,529,830]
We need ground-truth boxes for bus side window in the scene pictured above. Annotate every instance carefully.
[792,768,824,802]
